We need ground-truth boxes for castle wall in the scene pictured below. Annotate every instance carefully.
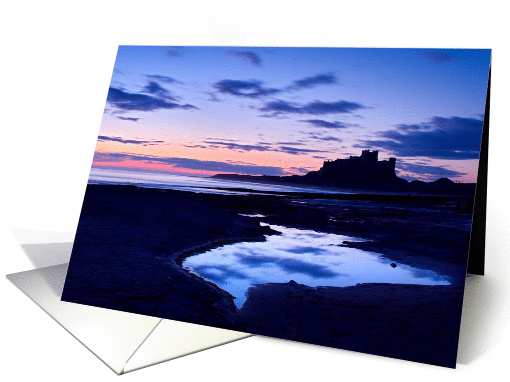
[318,150,397,182]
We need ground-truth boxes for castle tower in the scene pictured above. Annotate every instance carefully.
[361,150,378,163]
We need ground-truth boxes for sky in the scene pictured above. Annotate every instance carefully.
[92,46,491,182]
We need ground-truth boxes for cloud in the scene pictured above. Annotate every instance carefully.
[115,116,140,122]
[199,140,272,152]
[213,80,280,99]
[260,99,365,117]
[212,72,337,102]
[422,50,454,64]
[146,74,179,84]
[93,152,125,162]
[106,87,198,112]
[287,73,337,90]
[277,146,328,155]
[396,162,465,181]
[97,136,164,146]
[300,119,349,129]
[304,134,343,142]
[206,92,221,102]
[167,47,184,57]
[141,81,177,100]
[275,141,306,146]
[227,50,262,66]
[359,116,483,160]
[185,139,329,156]
[92,152,286,176]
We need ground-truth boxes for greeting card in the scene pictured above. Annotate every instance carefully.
[60,46,491,368]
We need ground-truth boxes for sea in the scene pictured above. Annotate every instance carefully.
[88,166,348,195]
[88,166,452,307]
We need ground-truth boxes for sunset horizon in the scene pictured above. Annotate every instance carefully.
[92,46,490,183]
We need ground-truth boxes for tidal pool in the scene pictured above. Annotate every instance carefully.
[182,223,450,308]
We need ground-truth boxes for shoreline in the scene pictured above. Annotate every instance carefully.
[62,183,472,367]
[173,233,278,312]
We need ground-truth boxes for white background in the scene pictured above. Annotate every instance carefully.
[1,1,508,380]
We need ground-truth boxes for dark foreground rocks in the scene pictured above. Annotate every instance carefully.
[237,281,464,368]
[62,184,471,368]
[62,184,274,327]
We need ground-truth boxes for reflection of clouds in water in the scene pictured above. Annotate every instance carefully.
[236,253,339,278]
[183,224,450,308]
[284,245,328,255]
[236,254,276,266]
[193,264,249,283]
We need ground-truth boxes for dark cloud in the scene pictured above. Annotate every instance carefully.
[275,141,306,146]
[201,140,271,152]
[212,72,336,102]
[106,87,198,112]
[287,73,337,90]
[300,119,349,129]
[228,50,262,66]
[305,134,343,142]
[396,162,465,181]
[205,137,238,142]
[186,139,329,156]
[422,50,454,64]
[213,80,280,99]
[146,74,179,84]
[167,47,184,57]
[277,146,328,155]
[141,81,177,100]
[359,116,483,160]
[116,116,140,122]
[93,152,124,162]
[182,144,210,149]
[97,136,164,146]
[260,99,365,117]
[92,152,285,176]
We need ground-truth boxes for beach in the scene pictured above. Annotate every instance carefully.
[62,183,472,367]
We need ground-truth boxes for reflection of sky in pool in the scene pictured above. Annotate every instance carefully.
[182,223,450,308]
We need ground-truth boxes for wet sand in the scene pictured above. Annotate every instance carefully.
[62,184,472,367]
[237,281,463,368]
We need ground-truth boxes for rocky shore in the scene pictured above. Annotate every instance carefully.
[62,183,472,367]
[62,184,274,327]
[237,281,464,368]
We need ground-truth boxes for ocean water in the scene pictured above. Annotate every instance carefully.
[90,167,452,309]
[182,223,450,308]
[88,167,347,195]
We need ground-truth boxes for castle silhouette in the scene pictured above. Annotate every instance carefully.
[305,150,400,183]
[213,149,474,196]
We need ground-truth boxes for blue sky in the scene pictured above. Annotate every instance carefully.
[94,46,490,182]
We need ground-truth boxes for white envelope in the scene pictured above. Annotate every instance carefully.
[6,232,251,375]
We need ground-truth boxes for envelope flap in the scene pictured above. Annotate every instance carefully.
[7,264,160,374]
